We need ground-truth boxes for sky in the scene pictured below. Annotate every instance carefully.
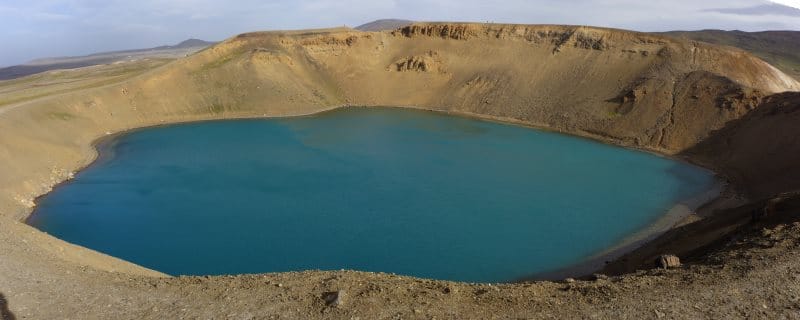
[1,0,800,67]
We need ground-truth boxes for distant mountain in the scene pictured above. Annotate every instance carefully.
[660,30,800,81]
[1,39,217,81]
[355,19,414,32]
[174,39,217,48]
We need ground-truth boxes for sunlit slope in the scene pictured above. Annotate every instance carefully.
[662,30,800,81]
[125,23,799,152]
[2,23,800,219]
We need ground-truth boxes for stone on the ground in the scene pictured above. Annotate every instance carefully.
[322,290,345,307]
[656,254,681,269]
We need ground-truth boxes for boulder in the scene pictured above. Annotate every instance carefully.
[322,290,345,307]
[655,254,681,269]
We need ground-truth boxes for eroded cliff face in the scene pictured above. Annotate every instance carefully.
[2,23,799,219]
[1,22,800,319]
[192,23,799,168]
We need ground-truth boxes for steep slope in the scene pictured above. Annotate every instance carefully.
[1,22,800,318]
[603,93,800,275]
[661,30,800,81]
[165,23,800,155]
[684,92,800,197]
[3,23,799,217]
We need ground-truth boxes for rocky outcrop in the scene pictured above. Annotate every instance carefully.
[0,293,13,320]
[322,290,345,307]
[551,29,612,52]
[249,48,295,65]
[301,34,365,47]
[389,51,445,73]
[2,22,800,320]
[610,83,649,115]
[655,255,681,269]
[393,24,478,40]
[391,23,673,56]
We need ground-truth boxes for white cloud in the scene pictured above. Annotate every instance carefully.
[769,0,800,9]
[1,0,799,66]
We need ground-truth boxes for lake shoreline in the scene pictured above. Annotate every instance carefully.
[2,23,799,318]
[521,180,726,281]
[24,105,727,283]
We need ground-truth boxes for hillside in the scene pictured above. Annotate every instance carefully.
[0,39,216,80]
[661,30,800,81]
[155,23,797,157]
[358,20,800,81]
[2,23,800,318]
[352,21,800,81]
[355,19,414,31]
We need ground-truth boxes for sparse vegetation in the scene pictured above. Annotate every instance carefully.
[0,59,171,107]
[48,112,75,120]
[193,51,243,74]
[209,101,225,114]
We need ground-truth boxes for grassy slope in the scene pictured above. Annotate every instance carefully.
[0,58,172,107]
[661,30,800,81]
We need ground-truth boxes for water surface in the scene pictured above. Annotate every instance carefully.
[28,107,715,282]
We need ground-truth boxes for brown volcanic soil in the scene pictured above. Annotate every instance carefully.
[661,30,800,81]
[2,23,800,319]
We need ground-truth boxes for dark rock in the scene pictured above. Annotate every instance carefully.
[322,290,345,307]
[0,293,15,320]
[592,274,609,281]
[655,254,681,269]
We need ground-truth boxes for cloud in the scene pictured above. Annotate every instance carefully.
[1,0,799,67]
[706,3,800,17]
[768,0,800,9]
[31,11,73,21]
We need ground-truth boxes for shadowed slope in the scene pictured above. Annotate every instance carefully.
[2,23,799,217]
[604,92,800,274]
[0,293,14,320]
[1,22,800,319]
[683,92,800,198]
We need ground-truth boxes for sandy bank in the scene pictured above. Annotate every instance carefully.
[26,105,727,283]
[2,23,800,318]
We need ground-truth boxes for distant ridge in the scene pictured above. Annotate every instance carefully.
[659,30,800,80]
[0,39,217,81]
[3,22,800,319]
[174,38,217,48]
[355,19,414,31]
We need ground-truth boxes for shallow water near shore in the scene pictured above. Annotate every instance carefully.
[27,107,715,282]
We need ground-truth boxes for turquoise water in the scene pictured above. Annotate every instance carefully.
[28,107,715,283]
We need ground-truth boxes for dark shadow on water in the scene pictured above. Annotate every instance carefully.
[0,293,16,320]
